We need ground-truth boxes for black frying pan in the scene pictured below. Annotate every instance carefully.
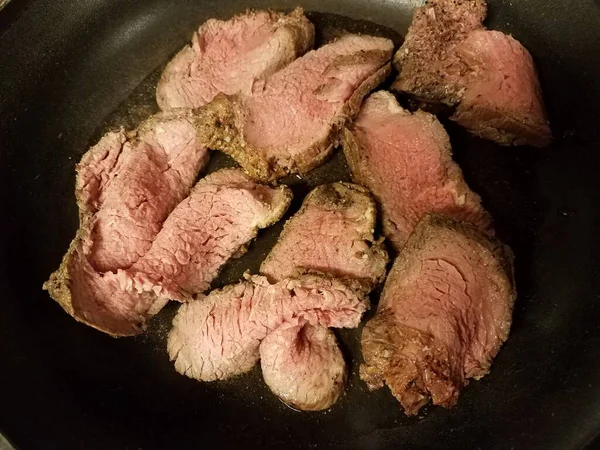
[1,0,600,448]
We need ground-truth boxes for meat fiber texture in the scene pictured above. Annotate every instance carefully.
[44,110,210,336]
[78,110,210,272]
[392,0,551,147]
[44,166,291,336]
[168,274,369,382]
[156,8,314,110]
[197,34,394,181]
[360,214,516,415]
[115,168,292,302]
[259,183,389,410]
[342,91,490,251]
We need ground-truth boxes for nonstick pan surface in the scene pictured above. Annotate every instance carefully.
[1,0,600,449]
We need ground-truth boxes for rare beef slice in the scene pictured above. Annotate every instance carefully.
[44,168,291,336]
[157,8,314,110]
[342,91,490,250]
[168,275,369,382]
[392,0,551,147]
[197,34,394,181]
[360,214,516,415]
[259,183,388,411]
[77,110,210,272]
[116,168,292,301]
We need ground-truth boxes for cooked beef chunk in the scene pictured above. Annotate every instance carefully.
[168,275,369,381]
[197,34,394,181]
[392,0,487,106]
[450,30,552,147]
[117,168,292,301]
[360,214,516,415]
[77,110,210,272]
[157,8,314,110]
[261,182,388,285]
[392,0,551,147]
[342,91,490,250]
[259,183,388,411]
[260,323,346,411]
[44,168,290,336]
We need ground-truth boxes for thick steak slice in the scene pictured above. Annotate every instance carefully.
[260,323,346,411]
[261,182,388,285]
[392,0,551,147]
[197,34,394,181]
[360,214,516,415]
[450,30,552,147]
[392,0,486,106]
[167,275,369,382]
[342,91,490,250]
[157,8,314,110]
[77,110,210,272]
[117,168,292,301]
[259,183,388,411]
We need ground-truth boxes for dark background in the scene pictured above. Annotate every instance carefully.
[1,0,600,448]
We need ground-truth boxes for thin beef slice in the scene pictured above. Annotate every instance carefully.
[77,109,210,272]
[392,0,551,147]
[259,183,388,410]
[360,214,516,415]
[156,8,314,110]
[168,275,369,382]
[342,91,490,251]
[197,34,394,181]
[44,169,291,336]
[116,168,292,301]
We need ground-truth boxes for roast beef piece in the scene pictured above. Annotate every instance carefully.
[342,91,490,250]
[77,109,210,272]
[260,323,346,411]
[261,182,388,285]
[392,0,551,147]
[360,214,516,415]
[44,168,290,336]
[450,30,552,147]
[167,274,369,382]
[156,8,314,110]
[43,228,165,336]
[116,168,292,301]
[197,34,394,181]
[259,183,388,411]
[392,0,486,105]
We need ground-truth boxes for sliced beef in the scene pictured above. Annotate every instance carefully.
[197,34,394,181]
[261,182,388,285]
[392,0,551,147]
[342,91,490,250]
[44,168,290,336]
[167,274,369,382]
[43,225,165,336]
[156,8,314,110]
[78,109,210,272]
[116,168,292,301]
[392,0,487,105]
[450,30,552,147]
[260,322,346,411]
[259,183,388,411]
[360,214,516,415]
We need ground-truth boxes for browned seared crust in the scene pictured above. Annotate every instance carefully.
[360,213,516,414]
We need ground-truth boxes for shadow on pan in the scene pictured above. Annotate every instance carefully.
[0,0,599,449]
